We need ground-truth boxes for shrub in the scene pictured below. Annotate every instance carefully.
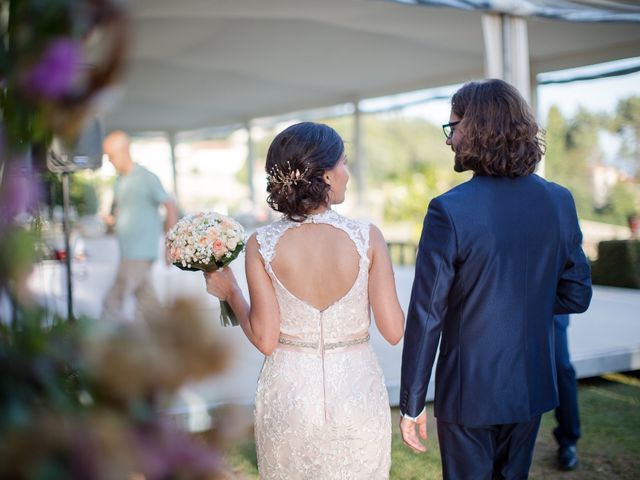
[591,240,640,289]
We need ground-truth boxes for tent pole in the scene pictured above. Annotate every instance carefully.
[481,13,503,79]
[530,71,545,177]
[353,101,365,212]
[483,14,540,176]
[481,13,531,103]
[482,12,540,176]
[61,171,75,321]
[168,131,180,210]
[246,122,255,206]
[505,15,531,104]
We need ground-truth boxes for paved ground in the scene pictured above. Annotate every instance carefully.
[27,234,640,431]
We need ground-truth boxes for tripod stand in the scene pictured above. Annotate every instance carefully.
[47,118,104,321]
[60,170,74,321]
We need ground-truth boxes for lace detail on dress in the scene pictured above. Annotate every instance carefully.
[252,210,391,479]
[256,209,370,264]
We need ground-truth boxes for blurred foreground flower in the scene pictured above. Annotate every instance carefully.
[0,0,128,149]
[0,297,232,479]
[0,163,43,223]
[134,419,223,480]
[86,298,229,403]
[21,38,84,100]
[0,225,39,307]
[0,412,137,479]
[0,2,238,478]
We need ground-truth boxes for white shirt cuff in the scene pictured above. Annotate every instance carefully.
[401,406,426,422]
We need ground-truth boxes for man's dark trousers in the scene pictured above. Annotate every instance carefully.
[553,314,581,448]
[437,417,542,480]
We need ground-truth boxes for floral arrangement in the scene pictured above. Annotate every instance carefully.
[166,212,246,326]
[1,0,128,247]
[0,2,239,478]
[0,0,128,151]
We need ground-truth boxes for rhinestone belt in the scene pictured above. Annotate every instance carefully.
[278,333,370,351]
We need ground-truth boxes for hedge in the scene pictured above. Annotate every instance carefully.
[591,239,640,289]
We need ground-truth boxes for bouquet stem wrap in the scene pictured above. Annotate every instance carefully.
[165,212,245,327]
[219,300,237,327]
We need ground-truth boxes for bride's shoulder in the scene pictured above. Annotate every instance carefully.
[254,217,289,253]
[331,213,375,253]
[256,217,288,235]
[367,223,387,245]
[333,212,370,230]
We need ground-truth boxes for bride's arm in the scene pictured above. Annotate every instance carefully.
[205,234,281,355]
[368,225,405,345]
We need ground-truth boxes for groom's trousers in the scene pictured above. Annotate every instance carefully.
[437,416,541,480]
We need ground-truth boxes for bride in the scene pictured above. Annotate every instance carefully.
[204,122,405,479]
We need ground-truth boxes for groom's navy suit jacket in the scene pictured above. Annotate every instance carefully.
[400,174,592,427]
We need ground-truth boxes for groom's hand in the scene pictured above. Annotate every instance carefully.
[400,411,428,452]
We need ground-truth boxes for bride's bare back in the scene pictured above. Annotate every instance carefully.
[271,223,360,312]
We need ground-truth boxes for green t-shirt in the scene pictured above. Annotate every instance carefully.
[114,164,169,261]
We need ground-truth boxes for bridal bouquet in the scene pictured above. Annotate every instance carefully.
[165,212,245,326]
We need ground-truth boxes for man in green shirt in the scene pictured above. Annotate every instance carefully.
[101,131,177,321]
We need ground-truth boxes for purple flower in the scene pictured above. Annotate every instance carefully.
[134,421,222,479]
[23,38,83,99]
[0,162,43,223]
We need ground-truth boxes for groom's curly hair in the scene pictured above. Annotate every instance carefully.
[451,79,545,177]
[265,122,344,222]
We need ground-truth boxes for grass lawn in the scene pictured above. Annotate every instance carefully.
[222,371,640,479]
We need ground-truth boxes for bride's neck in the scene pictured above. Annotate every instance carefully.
[306,205,331,216]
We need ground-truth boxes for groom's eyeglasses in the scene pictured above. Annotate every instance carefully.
[442,121,460,139]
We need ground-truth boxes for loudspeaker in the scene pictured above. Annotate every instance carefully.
[47,117,104,173]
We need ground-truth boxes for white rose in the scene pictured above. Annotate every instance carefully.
[226,238,238,251]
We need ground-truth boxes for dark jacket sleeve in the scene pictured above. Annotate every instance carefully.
[555,192,592,315]
[399,197,457,417]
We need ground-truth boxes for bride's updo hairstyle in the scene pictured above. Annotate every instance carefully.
[265,122,344,222]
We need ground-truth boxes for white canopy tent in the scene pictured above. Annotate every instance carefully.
[102,0,640,204]
[105,0,640,132]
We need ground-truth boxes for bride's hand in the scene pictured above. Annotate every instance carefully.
[203,267,237,300]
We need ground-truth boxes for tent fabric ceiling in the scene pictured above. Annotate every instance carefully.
[104,0,640,133]
[403,1,640,21]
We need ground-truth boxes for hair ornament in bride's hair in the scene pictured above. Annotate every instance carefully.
[266,161,310,190]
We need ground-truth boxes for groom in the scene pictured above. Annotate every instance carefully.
[399,79,592,479]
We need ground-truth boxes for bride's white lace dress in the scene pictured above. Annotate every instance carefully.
[254,210,391,479]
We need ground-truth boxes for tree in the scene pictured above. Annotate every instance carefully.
[610,95,640,180]
[44,171,99,217]
[595,181,638,226]
[544,106,597,220]
[544,102,640,226]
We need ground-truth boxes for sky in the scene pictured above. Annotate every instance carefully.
[359,56,640,127]
[536,56,640,121]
